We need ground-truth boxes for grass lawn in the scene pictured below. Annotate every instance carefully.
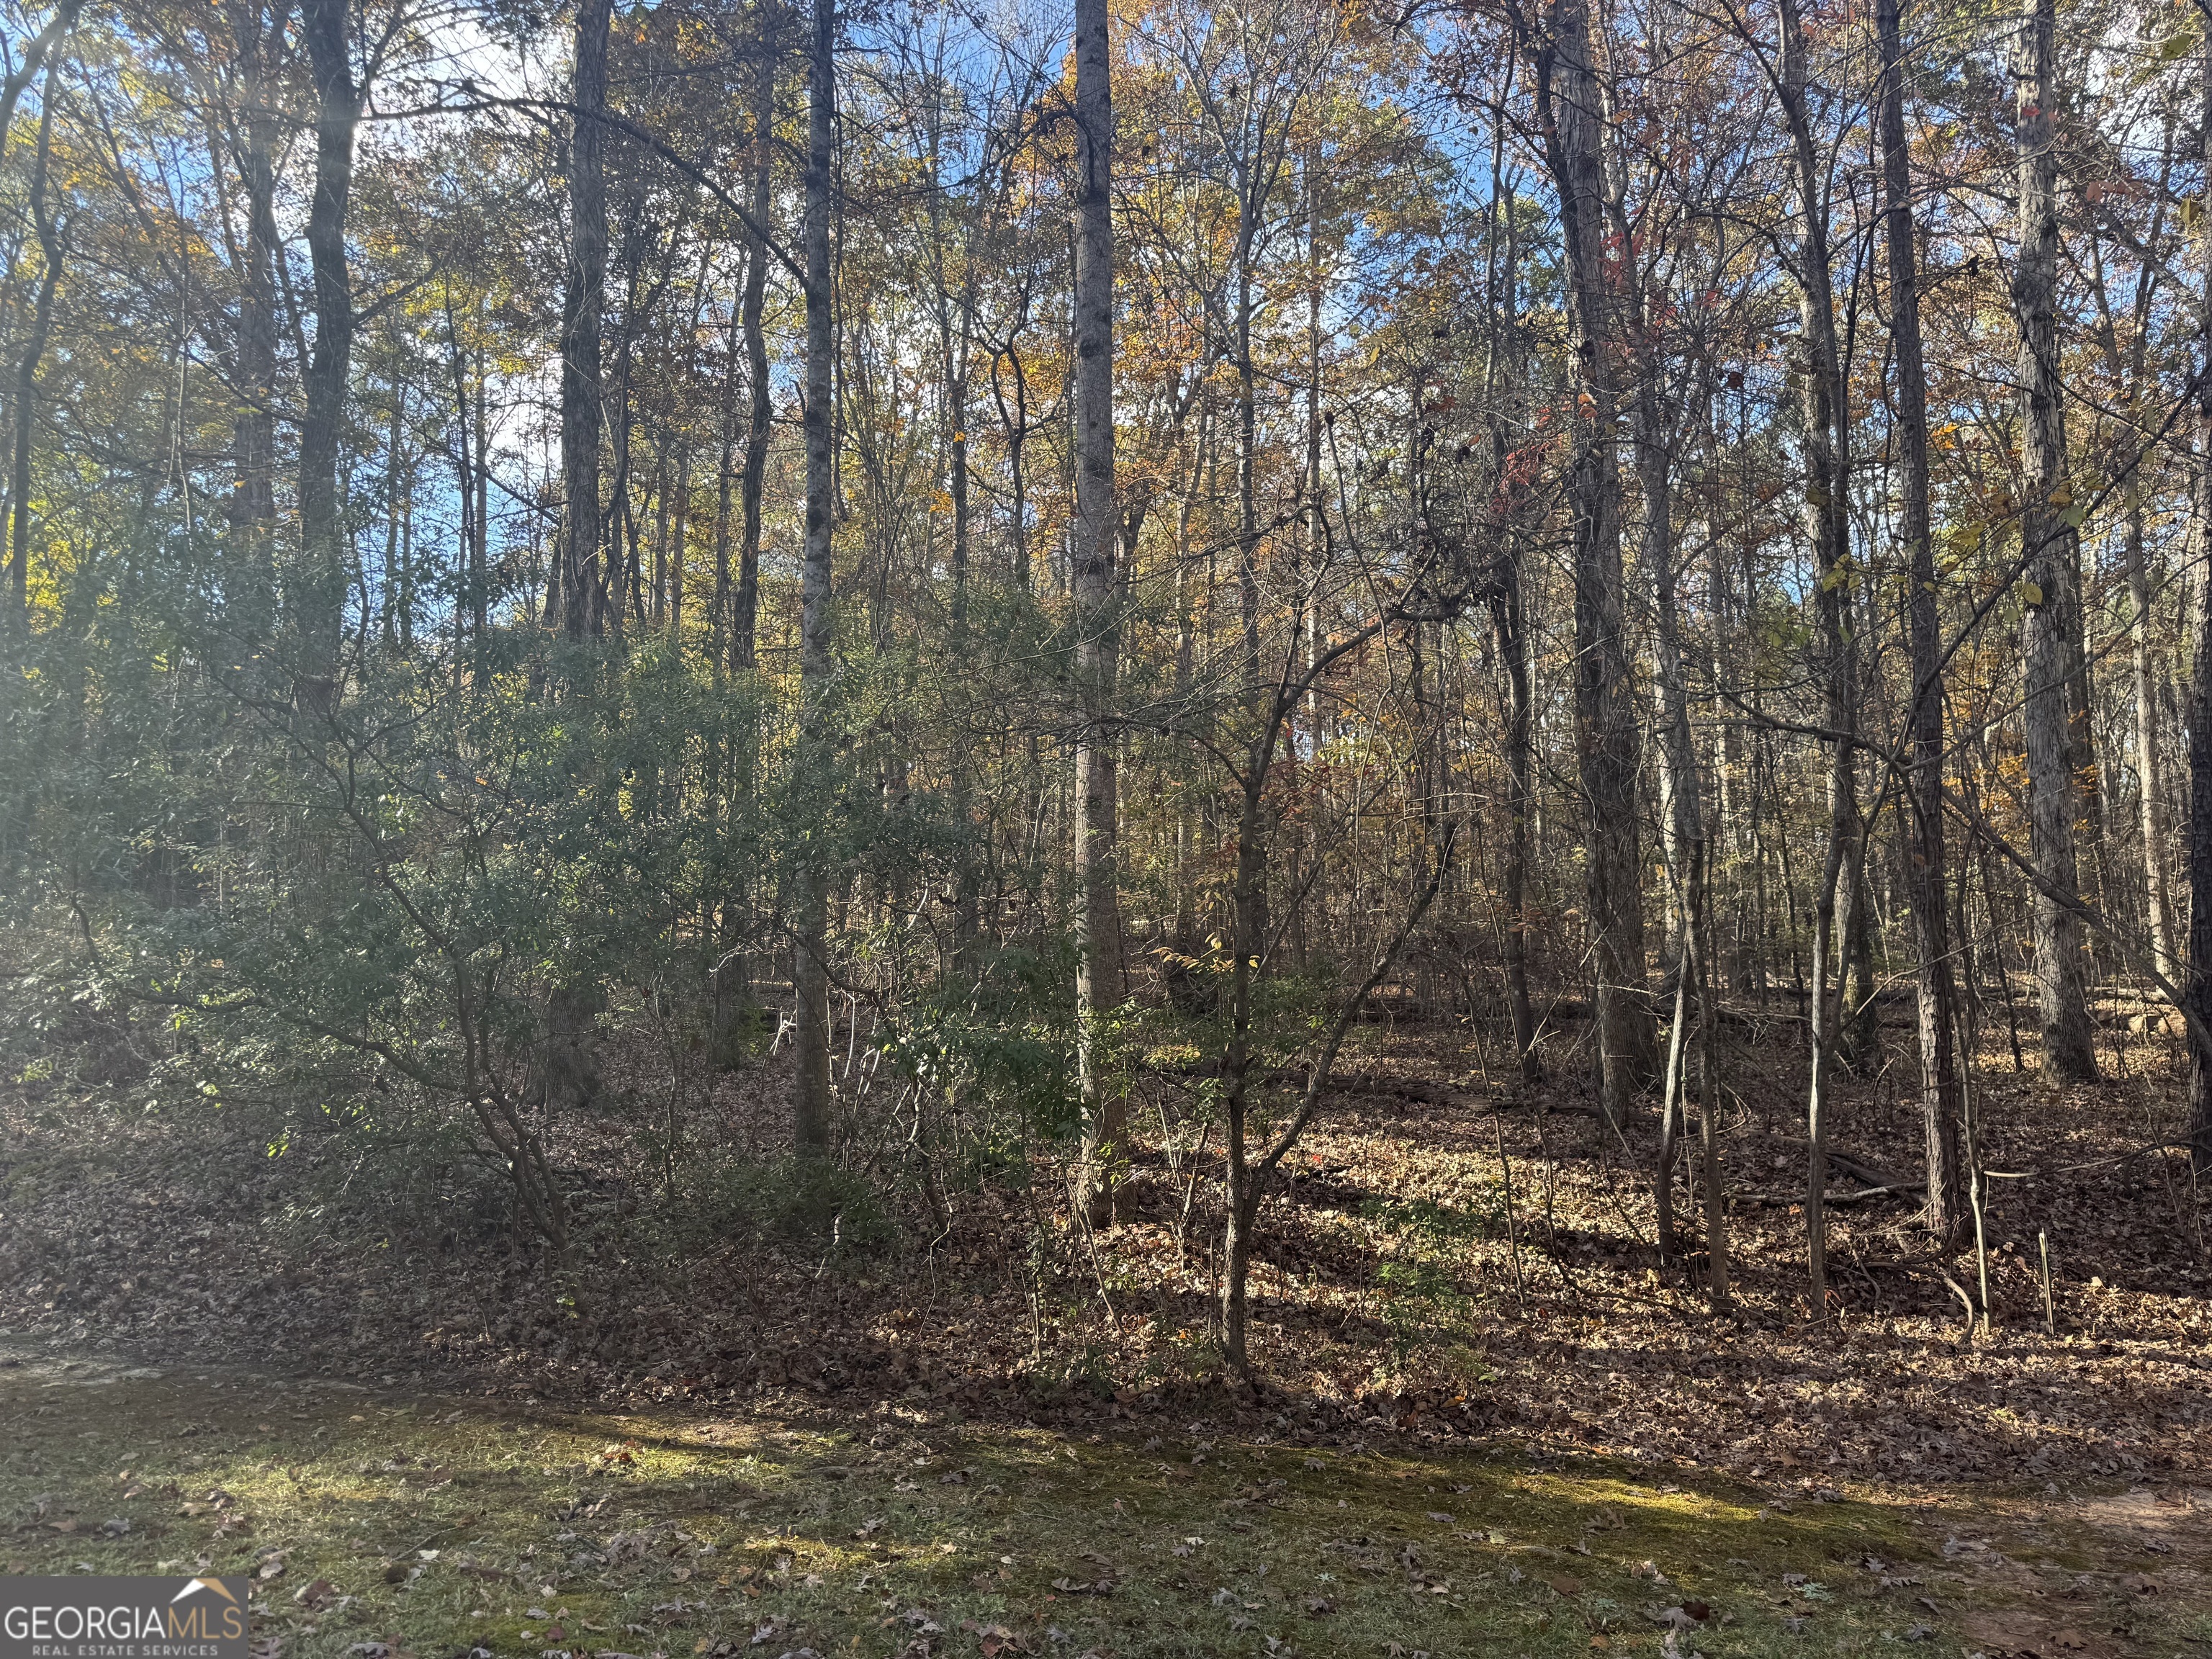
[2,1343,2200,1659]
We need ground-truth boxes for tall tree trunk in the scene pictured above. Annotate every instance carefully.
[669,469,686,638]
[1707,428,1755,996]
[606,324,634,634]
[734,18,774,674]
[1778,0,1858,1308]
[1294,151,1326,973]
[1805,739,1849,1313]
[1645,408,1715,1273]
[228,0,284,647]
[707,274,746,1058]
[446,302,481,644]
[474,338,489,626]
[1233,256,1270,963]
[2187,31,2212,1167]
[1647,468,1701,1241]
[559,0,609,639]
[381,356,405,646]
[5,71,60,642]
[1071,0,1123,1226]
[2014,0,2098,1083]
[1879,0,1966,1241]
[2128,492,2177,981]
[296,0,360,712]
[1530,0,1649,1126]
[791,0,836,1156]
[711,278,739,666]
[712,21,777,1065]
[1494,569,1537,1086]
[649,443,670,630]
[1219,768,1267,1379]
[2085,166,2181,987]
[925,74,981,964]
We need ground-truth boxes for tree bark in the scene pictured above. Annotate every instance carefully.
[1647,426,1709,1258]
[559,0,610,639]
[295,0,360,711]
[2014,0,2098,1082]
[791,0,836,1157]
[1530,0,1649,1126]
[1071,0,1123,1226]
[2127,489,2177,981]
[2188,30,2212,1166]
[2085,161,2180,988]
[1778,0,1858,1308]
[1878,0,1966,1241]
[225,0,286,647]
[711,271,740,666]
[5,69,60,641]
[732,17,775,673]
[0,0,80,164]
[712,17,777,1064]
[380,351,406,645]
[1491,527,1539,1084]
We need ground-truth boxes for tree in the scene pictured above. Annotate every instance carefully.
[2189,28,2212,1168]
[1876,0,1964,1240]
[1069,0,1123,1224]
[2013,0,2097,1084]
[1527,0,1650,1128]
[295,0,364,710]
[560,0,611,638]
[791,0,836,1157]
[4,46,61,642]
[1772,0,1861,1313]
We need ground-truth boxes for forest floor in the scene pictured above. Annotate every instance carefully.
[0,1339,2206,1659]
[1,999,2209,1655]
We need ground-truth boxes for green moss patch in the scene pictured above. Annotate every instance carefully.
[0,1346,2193,1658]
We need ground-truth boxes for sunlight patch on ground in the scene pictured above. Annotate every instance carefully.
[0,1343,2195,1659]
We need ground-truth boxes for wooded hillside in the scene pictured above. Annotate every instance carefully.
[0,0,2208,1492]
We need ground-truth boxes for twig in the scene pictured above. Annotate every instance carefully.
[1493,1110,1527,1315]
[1738,1182,1918,1205]
[1938,1274,1977,1346]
